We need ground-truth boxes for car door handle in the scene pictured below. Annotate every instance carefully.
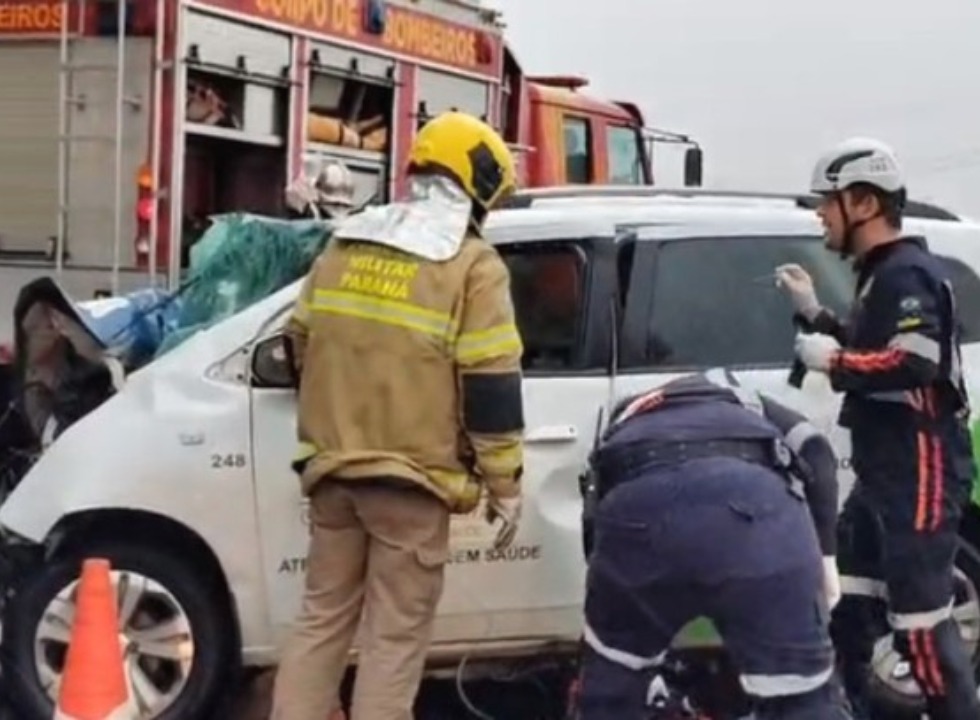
[525,425,578,443]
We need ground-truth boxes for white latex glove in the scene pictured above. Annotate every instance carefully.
[823,556,842,610]
[774,264,821,321]
[486,495,522,551]
[794,332,841,373]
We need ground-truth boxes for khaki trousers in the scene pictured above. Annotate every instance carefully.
[270,479,451,720]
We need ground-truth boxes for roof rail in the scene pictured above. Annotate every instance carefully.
[500,185,962,222]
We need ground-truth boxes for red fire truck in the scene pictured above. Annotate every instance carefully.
[0,0,701,316]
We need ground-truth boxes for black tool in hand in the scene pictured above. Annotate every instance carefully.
[788,313,814,388]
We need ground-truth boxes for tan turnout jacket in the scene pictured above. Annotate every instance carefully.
[285,234,525,513]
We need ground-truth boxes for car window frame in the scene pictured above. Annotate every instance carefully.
[496,237,614,378]
[619,233,855,374]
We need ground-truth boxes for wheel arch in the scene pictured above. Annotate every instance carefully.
[44,508,242,652]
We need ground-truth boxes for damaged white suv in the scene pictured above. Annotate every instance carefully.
[2,186,980,719]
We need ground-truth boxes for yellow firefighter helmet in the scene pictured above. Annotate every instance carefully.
[408,110,517,212]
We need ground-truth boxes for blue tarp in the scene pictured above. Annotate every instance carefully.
[27,213,333,373]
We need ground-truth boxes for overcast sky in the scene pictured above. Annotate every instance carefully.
[490,0,980,218]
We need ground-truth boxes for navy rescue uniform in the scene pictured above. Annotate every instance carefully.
[578,369,851,720]
[806,236,980,720]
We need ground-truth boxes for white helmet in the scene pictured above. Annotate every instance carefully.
[314,159,355,208]
[809,137,905,195]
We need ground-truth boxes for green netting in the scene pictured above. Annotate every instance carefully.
[155,213,333,355]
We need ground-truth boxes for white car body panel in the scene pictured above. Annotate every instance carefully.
[2,189,980,666]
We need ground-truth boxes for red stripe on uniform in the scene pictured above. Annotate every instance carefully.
[924,389,945,532]
[915,430,930,532]
[909,630,936,695]
[835,348,907,373]
[930,436,944,532]
[923,629,946,695]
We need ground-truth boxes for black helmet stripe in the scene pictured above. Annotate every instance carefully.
[825,149,874,184]
[468,141,504,205]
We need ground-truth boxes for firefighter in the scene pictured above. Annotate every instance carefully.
[269,110,525,720]
[284,157,356,220]
[578,369,852,720]
[776,137,979,720]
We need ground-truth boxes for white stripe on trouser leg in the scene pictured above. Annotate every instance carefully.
[839,575,888,599]
[889,601,953,631]
[740,664,834,698]
[888,332,941,363]
[582,623,666,671]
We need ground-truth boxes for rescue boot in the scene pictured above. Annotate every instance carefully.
[915,619,980,720]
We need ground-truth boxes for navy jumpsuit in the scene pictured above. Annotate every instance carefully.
[805,235,979,720]
[578,369,851,720]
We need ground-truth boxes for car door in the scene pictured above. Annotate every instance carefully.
[245,301,310,646]
[611,226,857,649]
[436,236,616,645]
[614,226,856,468]
[244,237,620,649]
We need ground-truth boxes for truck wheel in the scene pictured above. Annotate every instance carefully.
[3,539,239,720]
[867,538,980,717]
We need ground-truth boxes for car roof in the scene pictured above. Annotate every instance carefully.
[483,185,965,245]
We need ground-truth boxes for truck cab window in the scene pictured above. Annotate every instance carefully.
[607,125,644,185]
[562,117,592,184]
[499,243,588,372]
[644,236,854,369]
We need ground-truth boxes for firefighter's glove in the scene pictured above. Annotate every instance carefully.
[823,556,842,610]
[775,264,821,321]
[486,494,522,551]
[794,332,840,373]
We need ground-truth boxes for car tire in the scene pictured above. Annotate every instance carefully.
[2,538,239,720]
[866,537,980,717]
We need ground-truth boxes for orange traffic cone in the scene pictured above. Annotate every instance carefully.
[54,558,135,720]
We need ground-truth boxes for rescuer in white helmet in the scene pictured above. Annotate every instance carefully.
[775,138,980,720]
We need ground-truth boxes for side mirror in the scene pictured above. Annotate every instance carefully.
[683,146,703,187]
[250,334,297,388]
